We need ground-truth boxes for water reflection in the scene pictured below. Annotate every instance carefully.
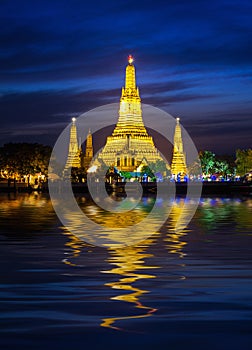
[1,193,251,334]
[62,197,193,331]
[196,197,252,232]
[61,229,159,331]
[164,197,190,258]
[62,231,89,267]
[61,195,252,331]
[0,192,56,236]
[100,241,159,331]
[58,194,171,247]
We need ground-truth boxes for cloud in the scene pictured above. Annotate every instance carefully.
[0,0,251,153]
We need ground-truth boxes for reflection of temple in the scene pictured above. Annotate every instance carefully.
[65,117,81,169]
[171,117,187,179]
[96,55,164,172]
[100,244,158,331]
[165,198,188,258]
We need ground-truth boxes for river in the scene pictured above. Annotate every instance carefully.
[0,193,252,350]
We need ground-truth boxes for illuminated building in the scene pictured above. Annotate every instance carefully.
[83,129,93,170]
[96,55,164,172]
[171,117,187,179]
[65,117,81,169]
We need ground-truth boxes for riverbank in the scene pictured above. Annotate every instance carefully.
[2,180,250,196]
[104,181,251,196]
[0,181,33,193]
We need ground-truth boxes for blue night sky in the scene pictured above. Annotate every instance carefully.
[0,0,251,154]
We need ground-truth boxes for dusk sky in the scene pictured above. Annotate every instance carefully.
[0,0,251,155]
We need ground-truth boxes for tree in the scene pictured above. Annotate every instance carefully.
[0,143,52,179]
[120,171,132,180]
[187,157,201,178]
[215,160,230,179]
[215,154,235,178]
[199,150,216,176]
[140,165,155,180]
[236,149,252,176]
[149,159,167,173]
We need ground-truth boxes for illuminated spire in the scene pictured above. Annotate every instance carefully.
[114,56,146,135]
[65,118,81,168]
[125,55,136,91]
[83,129,93,170]
[171,118,187,179]
[96,56,164,172]
[128,54,134,64]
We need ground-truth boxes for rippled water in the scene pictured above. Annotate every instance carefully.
[0,193,252,350]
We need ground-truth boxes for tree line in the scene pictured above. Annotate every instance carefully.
[199,150,252,179]
[0,143,52,181]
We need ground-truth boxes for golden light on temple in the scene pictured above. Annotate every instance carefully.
[95,55,164,172]
[64,117,81,169]
[83,129,93,171]
[128,54,134,64]
[171,117,187,179]
[64,55,189,180]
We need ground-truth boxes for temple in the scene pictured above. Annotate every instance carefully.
[83,129,93,170]
[65,117,81,169]
[96,55,164,172]
[64,56,188,181]
[171,117,187,179]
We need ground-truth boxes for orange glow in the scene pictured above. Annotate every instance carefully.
[128,55,134,64]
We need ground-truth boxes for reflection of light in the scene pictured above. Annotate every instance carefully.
[78,196,87,204]
[79,197,151,229]
[196,197,252,232]
[61,226,159,331]
[85,205,99,216]
[100,242,159,331]
[62,229,93,267]
[164,198,189,259]
[0,193,56,233]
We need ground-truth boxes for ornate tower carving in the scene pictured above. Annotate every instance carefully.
[65,117,81,169]
[97,55,163,172]
[171,118,187,179]
[83,129,93,170]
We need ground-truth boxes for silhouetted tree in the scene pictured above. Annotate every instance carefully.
[0,143,52,179]
[236,149,252,175]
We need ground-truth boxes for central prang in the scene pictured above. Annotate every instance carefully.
[95,56,164,172]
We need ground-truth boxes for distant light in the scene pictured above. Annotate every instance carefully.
[176,117,180,122]
[128,55,134,64]
[87,165,97,173]
[72,117,76,122]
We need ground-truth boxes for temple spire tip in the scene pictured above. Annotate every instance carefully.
[128,55,134,64]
